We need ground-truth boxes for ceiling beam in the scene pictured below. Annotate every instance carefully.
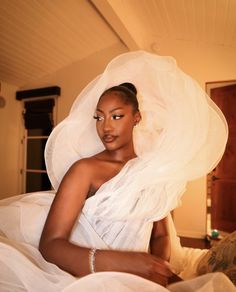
[90,0,140,51]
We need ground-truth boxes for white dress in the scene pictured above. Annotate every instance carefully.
[0,51,233,291]
[0,191,235,292]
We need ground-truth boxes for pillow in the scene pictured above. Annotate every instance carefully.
[197,231,236,285]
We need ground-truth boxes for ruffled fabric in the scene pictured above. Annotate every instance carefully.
[45,50,228,221]
[0,192,235,291]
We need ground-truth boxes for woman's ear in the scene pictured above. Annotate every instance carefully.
[134,111,141,125]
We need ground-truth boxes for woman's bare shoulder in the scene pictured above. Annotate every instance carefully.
[71,156,100,168]
[67,156,102,178]
[56,157,100,198]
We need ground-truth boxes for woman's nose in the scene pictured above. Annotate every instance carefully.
[103,118,113,132]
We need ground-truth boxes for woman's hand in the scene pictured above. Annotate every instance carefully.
[150,217,171,262]
[96,250,173,287]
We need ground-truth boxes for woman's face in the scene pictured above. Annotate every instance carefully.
[94,91,141,151]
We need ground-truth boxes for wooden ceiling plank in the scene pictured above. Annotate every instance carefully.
[90,0,140,50]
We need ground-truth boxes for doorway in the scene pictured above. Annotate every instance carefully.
[21,98,57,193]
[206,81,236,234]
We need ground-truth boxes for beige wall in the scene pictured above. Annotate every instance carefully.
[151,39,236,85]
[0,81,21,199]
[174,179,207,238]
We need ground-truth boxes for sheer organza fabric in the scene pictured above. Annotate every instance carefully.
[62,272,235,292]
[45,50,228,222]
[0,192,235,291]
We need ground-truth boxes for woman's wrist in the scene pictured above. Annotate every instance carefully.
[88,248,98,273]
[91,249,143,274]
[91,249,124,273]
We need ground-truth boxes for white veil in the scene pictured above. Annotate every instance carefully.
[45,51,228,221]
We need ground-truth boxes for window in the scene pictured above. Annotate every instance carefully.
[22,98,56,193]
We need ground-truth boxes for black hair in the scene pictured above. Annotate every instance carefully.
[100,82,139,112]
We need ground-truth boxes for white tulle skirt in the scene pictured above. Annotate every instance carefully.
[0,192,235,291]
[62,272,235,292]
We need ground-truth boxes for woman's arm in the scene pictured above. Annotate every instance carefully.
[39,160,93,276]
[150,217,184,285]
[39,162,173,285]
[150,217,171,261]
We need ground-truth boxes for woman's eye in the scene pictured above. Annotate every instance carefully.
[112,114,124,120]
[93,115,104,121]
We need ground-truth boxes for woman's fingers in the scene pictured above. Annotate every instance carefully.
[152,258,173,277]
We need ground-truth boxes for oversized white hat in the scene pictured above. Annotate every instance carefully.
[45,51,228,217]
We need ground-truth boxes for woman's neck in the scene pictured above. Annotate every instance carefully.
[107,150,137,163]
[98,144,137,163]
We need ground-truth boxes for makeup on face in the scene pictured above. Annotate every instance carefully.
[94,93,136,150]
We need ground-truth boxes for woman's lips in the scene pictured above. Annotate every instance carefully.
[103,135,117,143]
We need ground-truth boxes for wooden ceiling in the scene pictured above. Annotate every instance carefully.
[1,0,236,87]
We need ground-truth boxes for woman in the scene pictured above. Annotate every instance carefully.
[0,51,233,291]
[39,82,173,286]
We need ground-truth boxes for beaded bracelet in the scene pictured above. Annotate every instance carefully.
[89,248,97,273]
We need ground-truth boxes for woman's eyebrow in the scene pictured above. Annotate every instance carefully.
[96,107,123,113]
[110,107,123,113]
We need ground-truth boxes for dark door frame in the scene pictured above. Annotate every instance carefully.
[205,80,236,234]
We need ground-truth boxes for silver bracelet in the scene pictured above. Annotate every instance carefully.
[89,248,97,273]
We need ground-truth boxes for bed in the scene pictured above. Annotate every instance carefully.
[0,191,235,291]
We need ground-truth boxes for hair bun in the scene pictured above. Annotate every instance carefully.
[119,82,137,95]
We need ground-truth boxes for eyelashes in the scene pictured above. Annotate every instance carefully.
[93,114,124,121]
[93,115,102,121]
[112,114,124,120]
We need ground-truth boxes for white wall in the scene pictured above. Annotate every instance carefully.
[0,81,21,199]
